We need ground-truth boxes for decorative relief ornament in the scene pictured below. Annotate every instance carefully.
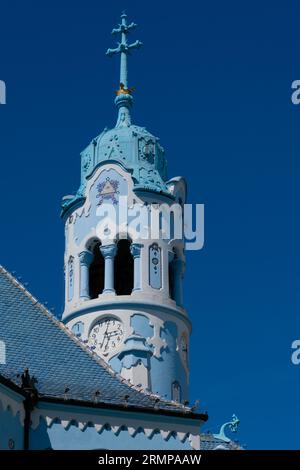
[104,134,123,159]
[149,243,162,289]
[139,138,155,164]
[68,256,74,302]
[96,177,120,206]
[139,168,161,189]
[147,329,167,359]
[213,415,240,443]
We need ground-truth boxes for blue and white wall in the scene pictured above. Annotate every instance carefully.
[29,402,201,450]
[0,384,24,450]
[62,160,190,402]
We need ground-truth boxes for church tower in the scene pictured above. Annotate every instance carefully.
[61,14,190,403]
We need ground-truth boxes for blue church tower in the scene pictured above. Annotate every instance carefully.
[0,12,243,451]
[61,13,190,403]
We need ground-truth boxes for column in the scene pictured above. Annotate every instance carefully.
[168,250,175,298]
[130,243,143,291]
[100,244,117,293]
[173,257,185,307]
[79,251,93,300]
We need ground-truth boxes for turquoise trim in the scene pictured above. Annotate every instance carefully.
[61,196,86,220]
[61,157,174,219]
[133,188,175,201]
[85,159,132,182]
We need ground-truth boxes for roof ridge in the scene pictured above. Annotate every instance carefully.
[0,265,190,413]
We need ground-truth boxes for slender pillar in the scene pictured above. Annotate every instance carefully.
[168,251,175,299]
[173,258,185,307]
[100,244,117,293]
[79,251,93,300]
[130,243,143,291]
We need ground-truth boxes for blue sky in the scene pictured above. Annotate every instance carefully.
[1,0,300,449]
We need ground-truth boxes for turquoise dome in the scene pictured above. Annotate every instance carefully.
[61,93,171,216]
[80,121,168,191]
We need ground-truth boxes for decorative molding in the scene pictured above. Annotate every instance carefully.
[30,407,201,449]
[149,243,161,289]
[100,244,117,259]
[130,243,143,259]
[96,176,120,206]
[79,251,93,267]
[0,389,25,426]
[68,256,74,302]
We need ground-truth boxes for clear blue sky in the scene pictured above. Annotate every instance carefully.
[1,0,300,450]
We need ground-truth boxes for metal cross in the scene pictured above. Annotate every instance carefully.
[106,12,142,89]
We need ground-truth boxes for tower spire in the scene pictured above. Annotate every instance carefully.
[106,12,142,128]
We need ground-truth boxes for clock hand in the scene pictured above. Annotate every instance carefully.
[101,329,123,351]
[100,322,110,349]
[106,331,121,337]
[104,334,111,351]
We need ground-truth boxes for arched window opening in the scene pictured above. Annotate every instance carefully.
[89,242,104,299]
[172,381,181,402]
[114,239,134,295]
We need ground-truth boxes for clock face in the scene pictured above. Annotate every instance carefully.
[88,317,124,356]
[180,334,188,365]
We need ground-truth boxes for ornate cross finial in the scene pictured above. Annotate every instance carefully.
[106,12,142,92]
[213,414,240,443]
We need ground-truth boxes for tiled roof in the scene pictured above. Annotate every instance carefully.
[200,433,241,450]
[0,266,202,417]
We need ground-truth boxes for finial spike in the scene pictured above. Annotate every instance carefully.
[106,13,142,128]
[106,13,142,91]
